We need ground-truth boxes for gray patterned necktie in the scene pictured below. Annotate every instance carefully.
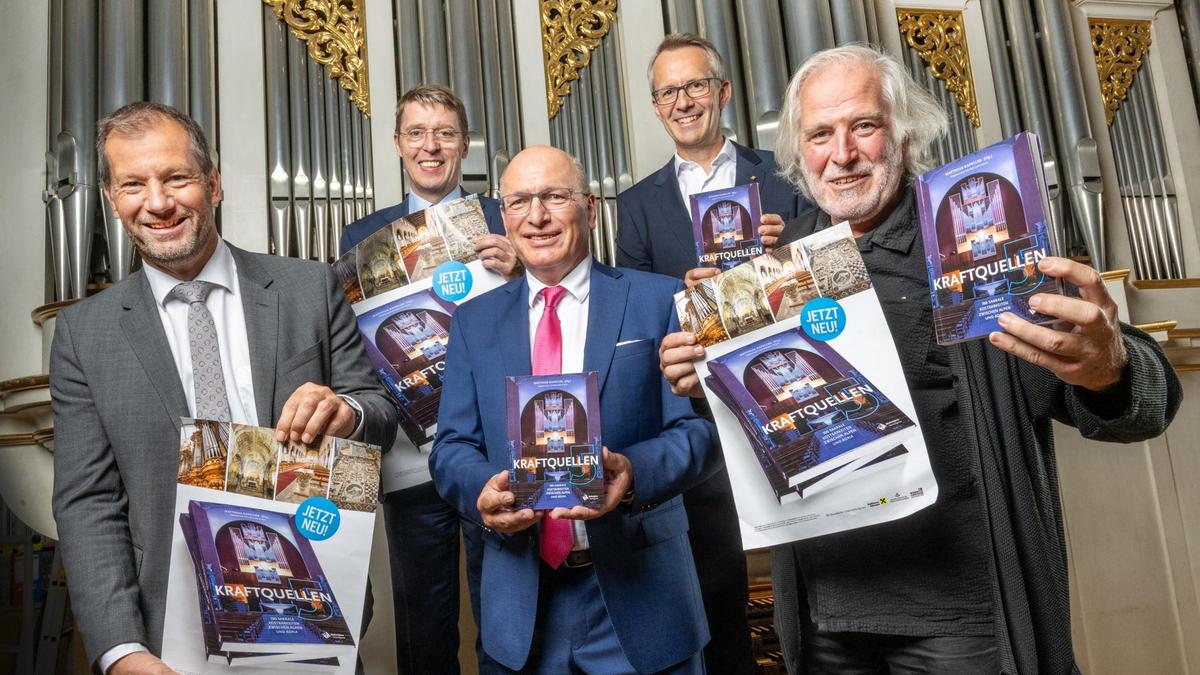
[169,280,232,422]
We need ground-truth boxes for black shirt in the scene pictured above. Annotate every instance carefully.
[790,190,994,637]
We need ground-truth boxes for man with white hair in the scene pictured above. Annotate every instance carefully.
[659,44,1181,673]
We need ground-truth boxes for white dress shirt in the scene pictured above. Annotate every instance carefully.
[525,256,592,549]
[675,137,737,206]
[142,238,259,425]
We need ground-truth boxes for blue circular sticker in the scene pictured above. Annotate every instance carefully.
[800,297,846,341]
[295,496,340,541]
[432,260,472,302]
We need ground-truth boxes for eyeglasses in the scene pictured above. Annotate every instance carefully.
[651,77,723,106]
[397,128,465,146]
[499,187,583,214]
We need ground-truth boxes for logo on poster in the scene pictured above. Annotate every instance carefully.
[800,297,846,341]
[433,261,472,302]
[296,496,341,541]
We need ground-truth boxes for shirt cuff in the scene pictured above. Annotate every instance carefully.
[337,394,365,440]
[98,642,148,674]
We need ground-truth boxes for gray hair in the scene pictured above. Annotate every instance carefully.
[570,154,589,194]
[775,43,948,198]
[646,32,727,90]
[97,101,215,188]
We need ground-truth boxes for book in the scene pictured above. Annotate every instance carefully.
[506,372,604,510]
[915,131,1063,344]
[690,183,765,271]
[705,327,916,502]
[355,289,458,446]
[182,500,356,658]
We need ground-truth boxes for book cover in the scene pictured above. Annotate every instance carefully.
[185,500,356,656]
[705,327,916,502]
[916,131,1062,344]
[354,288,457,446]
[690,183,765,271]
[506,372,604,511]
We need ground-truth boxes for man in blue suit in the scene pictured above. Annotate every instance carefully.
[339,84,519,674]
[616,34,811,674]
[431,145,719,674]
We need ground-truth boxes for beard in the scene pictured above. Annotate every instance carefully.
[802,141,905,227]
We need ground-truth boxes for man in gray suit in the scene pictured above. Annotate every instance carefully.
[49,102,396,675]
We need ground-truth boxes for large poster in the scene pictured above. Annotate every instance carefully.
[162,420,381,673]
[684,223,938,548]
[334,195,506,491]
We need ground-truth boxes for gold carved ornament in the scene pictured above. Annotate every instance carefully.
[896,9,980,127]
[1089,19,1152,126]
[542,0,618,119]
[263,0,371,116]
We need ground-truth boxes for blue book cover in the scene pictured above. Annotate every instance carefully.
[506,372,604,510]
[355,289,458,446]
[185,500,355,656]
[690,183,765,271]
[705,327,915,501]
[915,131,1063,344]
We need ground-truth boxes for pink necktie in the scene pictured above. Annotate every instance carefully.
[532,286,573,568]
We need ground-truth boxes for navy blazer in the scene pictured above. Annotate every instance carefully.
[429,261,719,673]
[616,141,811,280]
[338,192,505,255]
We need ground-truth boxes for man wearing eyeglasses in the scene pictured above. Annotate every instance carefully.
[431,145,719,673]
[615,33,811,675]
[339,84,517,675]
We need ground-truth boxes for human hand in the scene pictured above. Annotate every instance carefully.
[760,213,784,251]
[548,448,632,520]
[275,383,357,444]
[473,233,522,278]
[110,652,179,675]
[683,266,720,289]
[989,256,1128,391]
[477,470,539,533]
[659,331,705,398]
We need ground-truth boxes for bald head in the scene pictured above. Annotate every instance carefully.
[501,145,588,196]
[499,145,596,286]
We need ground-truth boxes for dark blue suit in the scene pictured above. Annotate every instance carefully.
[430,262,719,673]
[340,191,503,674]
[616,141,811,279]
[339,192,505,254]
[615,141,809,674]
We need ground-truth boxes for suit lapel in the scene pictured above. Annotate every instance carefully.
[119,274,189,430]
[230,247,280,425]
[497,277,532,378]
[734,141,765,188]
[652,160,696,256]
[583,263,627,394]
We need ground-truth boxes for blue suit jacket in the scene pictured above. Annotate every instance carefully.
[339,192,505,255]
[429,261,719,673]
[616,141,812,279]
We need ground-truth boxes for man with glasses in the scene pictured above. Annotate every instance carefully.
[616,33,811,675]
[340,84,518,674]
[432,144,719,673]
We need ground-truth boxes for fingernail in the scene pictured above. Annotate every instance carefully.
[1029,295,1042,310]
[998,313,1011,326]
[693,346,704,356]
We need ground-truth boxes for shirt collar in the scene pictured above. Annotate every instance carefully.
[674,137,735,176]
[144,238,238,307]
[526,256,592,308]
[815,188,917,254]
[407,185,465,212]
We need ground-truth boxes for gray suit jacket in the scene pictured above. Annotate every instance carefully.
[49,244,396,664]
